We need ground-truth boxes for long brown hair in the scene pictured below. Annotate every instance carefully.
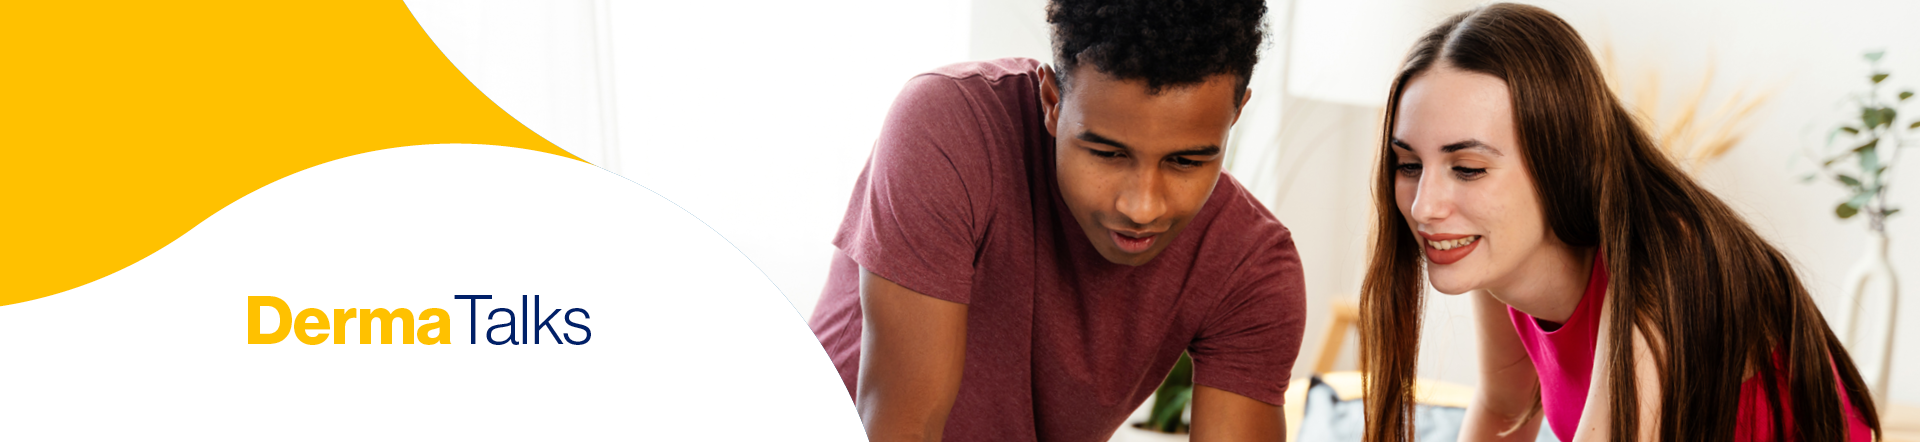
[1359,4,1880,441]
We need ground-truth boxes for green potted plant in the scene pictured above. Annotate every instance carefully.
[1799,49,1914,406]
[1135,352,1194,433]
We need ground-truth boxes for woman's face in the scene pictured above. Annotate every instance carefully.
[1390,66,1557,295]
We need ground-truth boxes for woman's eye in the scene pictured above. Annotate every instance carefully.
[1395,163,1422,176]
[1452,166,1487,179]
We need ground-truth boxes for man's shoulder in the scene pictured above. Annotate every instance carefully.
[889,57,1045,128]
[1202,173,1293,246]
[876,57,1047,199]
[1186,174,1305,316]
[921,57,1044,85]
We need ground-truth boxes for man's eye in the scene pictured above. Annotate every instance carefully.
[1395,163,1422,176]
[1169,156,1203,168]
[1452,166,1487,179]
[1088,148,1123,159]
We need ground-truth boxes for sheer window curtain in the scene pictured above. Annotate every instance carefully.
[405,0,621,169]
[404,1,968,319]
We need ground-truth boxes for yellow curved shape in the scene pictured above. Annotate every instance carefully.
[0,2,581,306]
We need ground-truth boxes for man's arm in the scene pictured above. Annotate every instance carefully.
[856,267,968,442]
[1190,385,1284,441]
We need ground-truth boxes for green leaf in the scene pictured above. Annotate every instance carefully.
[1144,352,1194,432]
[1849,191,1875,208]
[1861,146,1882,173]
[1885,108,1900,126]
[1854,138,1881,154]
[1865,108,1886,128]
[1838,174,1863,188]
[1911,121,1920,130]
[1888,207,1902,218]
[1841,126,1861,135]
[1874,73,1891,84]
[1903,91,1915,101]
[1867,50,1886,62]
[1838,201,1861,219]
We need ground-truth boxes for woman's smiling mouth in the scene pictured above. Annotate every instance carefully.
[1420,233,1481,265]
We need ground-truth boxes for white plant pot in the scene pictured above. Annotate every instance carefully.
[1837,230,1900,407]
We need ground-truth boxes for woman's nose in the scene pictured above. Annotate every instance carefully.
[1408,171,1453,224]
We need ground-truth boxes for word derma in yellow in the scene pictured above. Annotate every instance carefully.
[247,295,592,345]
[248,296,452,345]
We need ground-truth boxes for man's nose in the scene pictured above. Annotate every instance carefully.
[1115,170,1167,227]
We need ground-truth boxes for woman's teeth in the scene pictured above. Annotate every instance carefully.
[1428,236,1479,251]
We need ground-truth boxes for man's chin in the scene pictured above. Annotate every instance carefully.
[1094,244,1162,266]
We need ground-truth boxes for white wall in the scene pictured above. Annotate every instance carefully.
[953,0,1920,407]
[1269,0,1920,406]
[1512,0,1920,405]
[970,0,1051,62]
[408,0,1920,405]
[404,0,617,167]
[603,1,969,321]
[407,0,970,322]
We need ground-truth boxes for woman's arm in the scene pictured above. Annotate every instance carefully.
[1461,289,1548,440]
[1567,292,1662,442]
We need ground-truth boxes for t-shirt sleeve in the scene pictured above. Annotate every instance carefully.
[1187,229,1308,406]
[830,74,996,304]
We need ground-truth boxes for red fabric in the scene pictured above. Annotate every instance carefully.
[1509,253,1872,441]
[807,58,1307,442]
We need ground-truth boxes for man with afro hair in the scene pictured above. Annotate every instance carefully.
[809,1,1305,440]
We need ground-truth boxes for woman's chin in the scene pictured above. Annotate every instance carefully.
[1424,271,1479,295]
[1430,285,1472,296]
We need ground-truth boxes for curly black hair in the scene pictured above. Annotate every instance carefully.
[1047,0,1268,99]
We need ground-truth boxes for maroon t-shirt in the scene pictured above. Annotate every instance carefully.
[808,58,1307,442]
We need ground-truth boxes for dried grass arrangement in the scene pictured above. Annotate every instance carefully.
[1599,44,1774,170]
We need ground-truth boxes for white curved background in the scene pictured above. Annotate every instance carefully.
[0,145,863,440]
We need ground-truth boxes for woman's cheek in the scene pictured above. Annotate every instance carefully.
[1474,176,1528,246]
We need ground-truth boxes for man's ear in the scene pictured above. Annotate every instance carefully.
[1230,86,1253,127]
[1039,64,1062,137]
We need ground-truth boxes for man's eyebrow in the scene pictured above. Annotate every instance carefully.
[1441,139,1502,156]
[1170,145,1222,157]
[1079,131,1220,157]
[1076,130,1131,150]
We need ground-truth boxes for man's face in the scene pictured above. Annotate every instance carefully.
[1042,65,1248,266]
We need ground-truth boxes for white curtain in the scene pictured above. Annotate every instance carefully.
[405,0,969,319]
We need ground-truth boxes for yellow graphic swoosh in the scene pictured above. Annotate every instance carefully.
[1,1,581,305]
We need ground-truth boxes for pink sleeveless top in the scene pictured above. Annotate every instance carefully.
[1507,253,1873,441]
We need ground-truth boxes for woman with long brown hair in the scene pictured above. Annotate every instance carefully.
[1360,3,1880,441]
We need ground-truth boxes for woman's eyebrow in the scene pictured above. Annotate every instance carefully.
[1440,139,1503,156]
